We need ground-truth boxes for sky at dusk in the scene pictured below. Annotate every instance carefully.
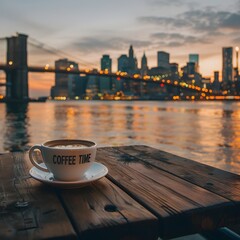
[0,0,240,97]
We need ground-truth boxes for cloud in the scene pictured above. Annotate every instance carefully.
[72,36,151,53]
[165,41,184,47]
[221,13,240,29]
[149,0,183,6]
[182,10,240,31]
[139,10,236,48]
[150,32,210,47]
[145,0,201,12]
[147,0,198,9]
[138,9,240,34]
[139,16,187,28]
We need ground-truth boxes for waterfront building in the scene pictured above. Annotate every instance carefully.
[115,45,139,95]
[189,54,199,72]
[140,52,148,76]
[85,69,99,99]
[75,75,88,99]
[115,54,128,92]
[214,71,219,82]
[146,65,169,99]
[170,63,179,81]
[127,45,140,95]
[100,55,112,93]
[51,58,79,99]
[212,71,220,93]
[157,51,170,70]
[117,46,138,74]
[118,54,129,72]
[222,47,233,82]
[101,55,112,72]
[127,45,138,74]
[148,66,168,76]
[181,62,202,86]
[187,62,196,76]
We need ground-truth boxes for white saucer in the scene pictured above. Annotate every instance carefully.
[29,162,108,189]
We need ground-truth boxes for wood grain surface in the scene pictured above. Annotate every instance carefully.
[0,152,76,240]
[96,146,240,239]
[59,178,158,240]
[117,145,240,201]
[0,150,159,240]
[2,145,240,240]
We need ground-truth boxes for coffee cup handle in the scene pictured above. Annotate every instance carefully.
[29,145,49,172]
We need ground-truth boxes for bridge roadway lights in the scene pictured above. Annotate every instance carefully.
[0,65,214,96]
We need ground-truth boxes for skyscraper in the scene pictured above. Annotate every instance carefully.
[118,55,129,72]
[100,55,112,93]
[222,47,233,82]
[212,71,220,92]
[157,51,170,69]
[51,58,79,99]
[128,45,135,69]
[127,45,138,74]
[85,69,99,99]
[187,62,196,75]
[101,55,112,73]
[140,52,148,76]
[170,63,179,81]
[189,54,199,72]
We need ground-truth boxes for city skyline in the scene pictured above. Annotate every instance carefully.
[0,0,240,97]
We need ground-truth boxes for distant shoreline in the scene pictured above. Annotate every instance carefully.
[1,98,240,103]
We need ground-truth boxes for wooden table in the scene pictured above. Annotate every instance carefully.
[1,145,240,240]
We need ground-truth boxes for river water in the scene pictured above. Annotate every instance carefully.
[1,100,240,174]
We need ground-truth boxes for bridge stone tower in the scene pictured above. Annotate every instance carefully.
[6,33,28,101]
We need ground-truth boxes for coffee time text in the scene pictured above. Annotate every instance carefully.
[52,154,91,165]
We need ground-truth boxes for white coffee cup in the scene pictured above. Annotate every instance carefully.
[29,139,97,181]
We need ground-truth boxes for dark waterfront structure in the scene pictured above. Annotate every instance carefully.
[186,62,196,75]
[157,51,170,69]
[140,52,148,76]
[128,45,138,74]
[101,55,112,73]
[189,54,199,72]
[118,54,129,72]
[85,69,99,98]
[6,33,28,101]
[170,63,179,81]
[222,47,233,82]
[212,71,221,93]
[116,46,140,94]
[51,58,79,99]
[100,55,112,93]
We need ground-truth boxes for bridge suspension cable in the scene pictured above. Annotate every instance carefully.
[28,36,97,68]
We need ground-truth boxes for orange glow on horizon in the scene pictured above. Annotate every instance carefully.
[29,72,54,97]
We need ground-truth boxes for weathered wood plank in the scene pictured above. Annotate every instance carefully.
[59,177,158,240]
[0,152,76,240]
[96,147,240,239]
[117,145,240,201]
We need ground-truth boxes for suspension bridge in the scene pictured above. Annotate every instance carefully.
[0,33,213,101]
